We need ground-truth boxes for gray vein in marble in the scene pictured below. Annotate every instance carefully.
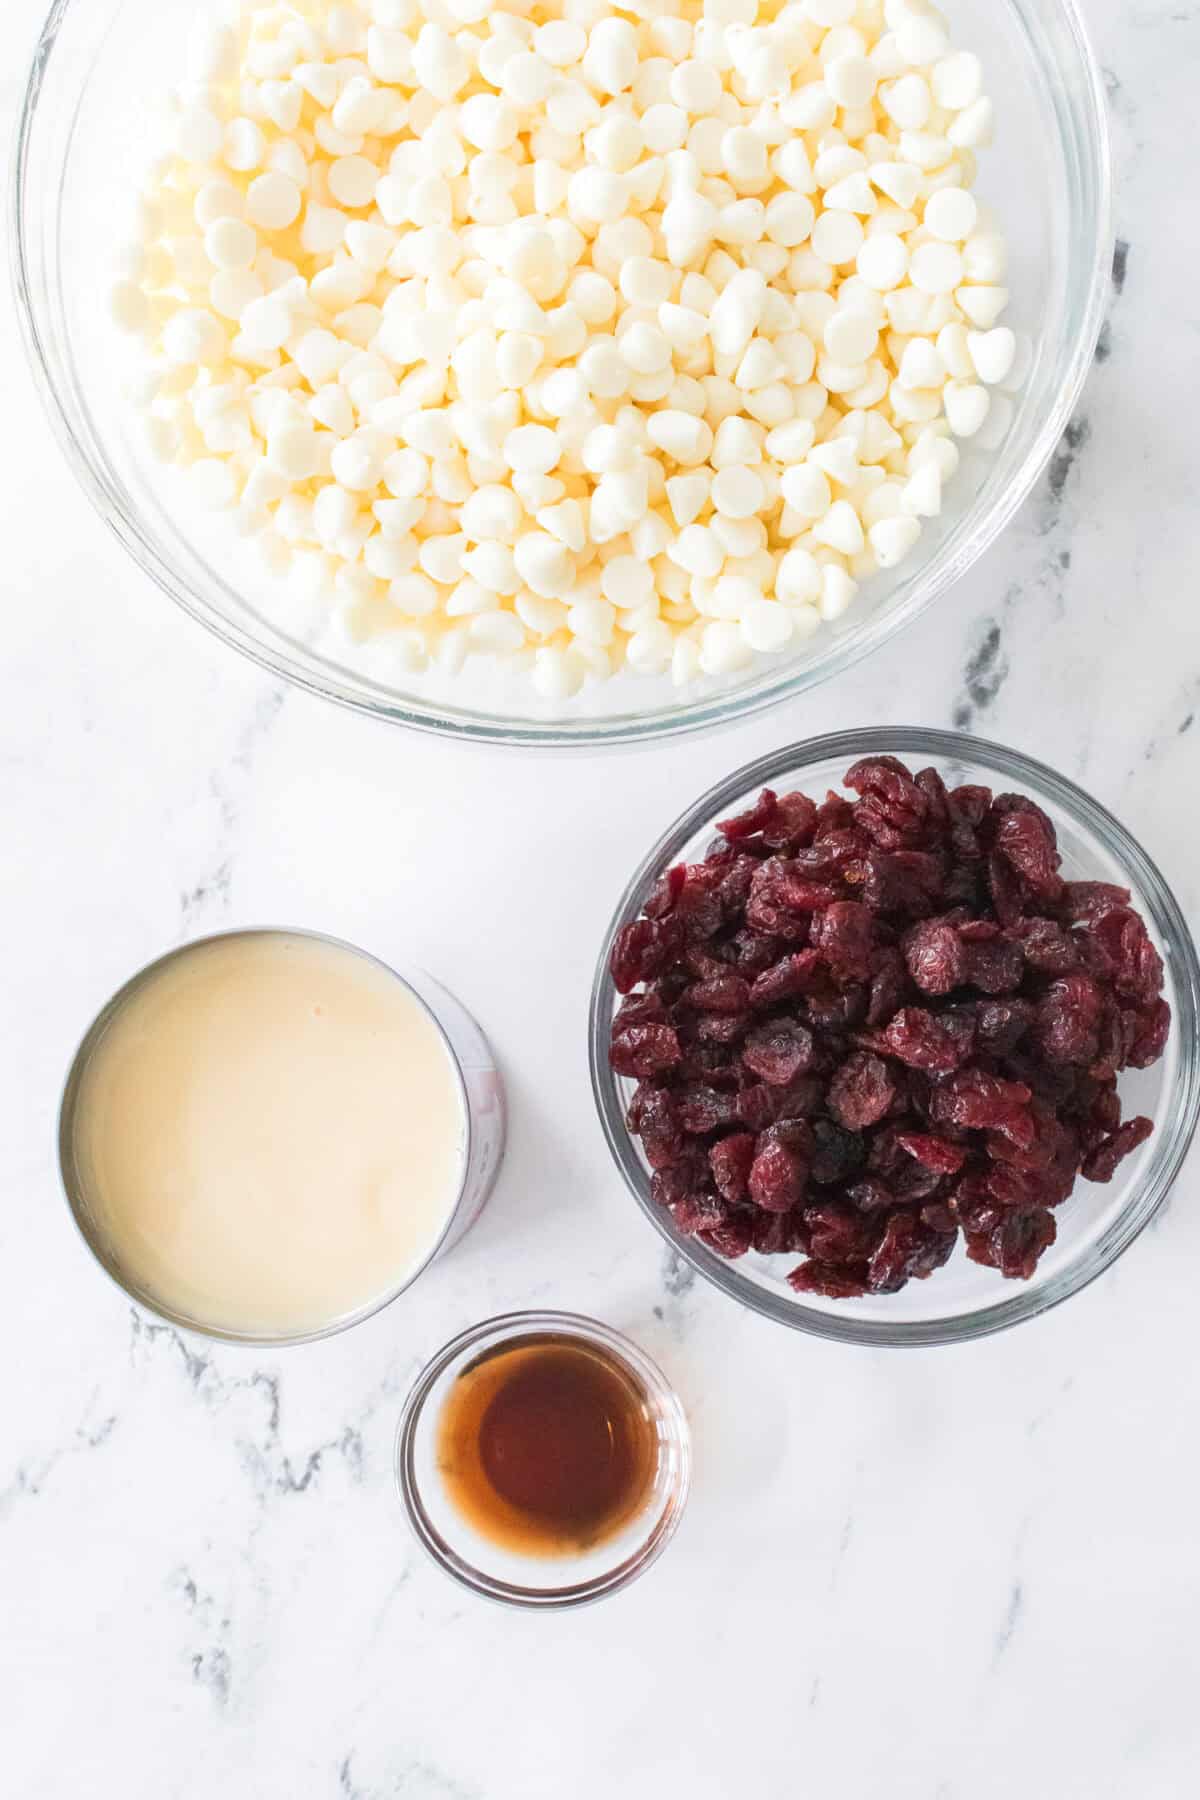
[660,1247,695,1299]
[172,1568,234,1710]
[953,614,1010,732]
[1026,1375,1076,1438]
[0,1390,119,1520]
[338,1758,369,1800]
[130,1309,368,1505]
[1044,417,1093,514]
[652,1244,698,1330]
[264,1424,365,1496]
[1138,681,1200,770]
[1095,238,1132,364]
[339,1754,480,1800]
[366,1570,413,1648]
[130,1310,214,1388]
[180,684,287,931]
[992,1580,1025,1666]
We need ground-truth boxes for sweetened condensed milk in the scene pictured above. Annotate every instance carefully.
[64,931,469,1337]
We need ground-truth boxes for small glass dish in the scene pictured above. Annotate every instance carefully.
[589,729,1200,1347]
[395,1311,690,1607]
[13,0,1110,747]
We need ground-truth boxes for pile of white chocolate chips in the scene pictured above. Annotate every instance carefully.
[114,0,1022,698]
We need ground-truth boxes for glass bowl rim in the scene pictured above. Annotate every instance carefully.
[588,727,1200,1346]
[57,924,487,1348]
[395,1308,692,1608]
[11,0,1112,748]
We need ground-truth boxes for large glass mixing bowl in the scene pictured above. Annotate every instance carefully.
[13,0,1109,746]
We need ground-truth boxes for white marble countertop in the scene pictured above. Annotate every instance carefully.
[4,0,1199,1793]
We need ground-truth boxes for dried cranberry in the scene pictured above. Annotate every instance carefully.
[896,1132,968,1175]
[749,1137,809,1212]
[611,917,682,994]
[736,1075,822,1132]
[791,829,866,878]
[813,791,857,836]
[787,1259,870,1298]
[685,973,752,1014]
[745,893,812,942]
[609,1024,683,1078]
[1089,909,1164,1005]
[698,1212,756,1259]
[810,1120,867,1186]
[751,1211,812,1256]
[717,788,778,842]
[806,981,868,1029]
[949,783,993,828]
[964,936,1025,995]
[811,901,874,980]
[676,1043,740,1086]
[951,1173,1004,1237]
[987,851,1024,928]
[649,1153,708,1212]
[1035,974,1104,1065]
[915,765,951,823]
[710,1132,756,1203]
[903,919,967,994]
[1081,1115,1153,1182]
[1079,1081,1121,1153]
[742,1021,816,1085]
[995,812,1065,903]
[668,1193,727,1237]
[613,991,667,1032]
[804,1200,879,1263]
[694,1010,751,1045]
[975,998,1036,1055]
[846,1176,897,1212]
[986,1164,1050,1210]
[722,926,778,975]
[861,849,944,916]
[749,949,824,1007]
[845,756,930,846]
[864,947,909,1026]
[1012,917,1078,975]
[761,791,818,850]
[929,1067,1033,1133]
[676,1085,742,1134]
[674,866,727,941]
[966,1208,1056,1279]
[644,864,686,920]
[892,1160,948,1204]
[828,1051,896,1130]
[1059,881,1131,925]
[873,1007,974,1073]
[868,1210,956,1291]
[716,855,762,917]
[627,1085,683,1170]
[1127,999,1171,1069]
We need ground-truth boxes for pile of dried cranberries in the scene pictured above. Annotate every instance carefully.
[608,755,1170,1298]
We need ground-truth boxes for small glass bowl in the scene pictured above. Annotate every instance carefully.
[589,729,1200,1347]
[13,0,1110,747]
[395,1311,691,1607]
